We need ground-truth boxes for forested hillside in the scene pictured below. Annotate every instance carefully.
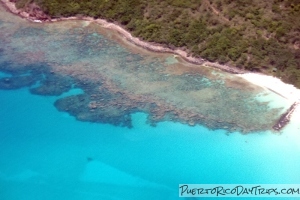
[13,0,300,87]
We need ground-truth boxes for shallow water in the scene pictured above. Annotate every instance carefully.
[0,4,300,200]
[0,5,290,132]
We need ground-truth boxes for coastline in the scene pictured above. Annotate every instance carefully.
[238,73,300,103]
[1,0,300,131]
[238,73,300,131]
[0,0,244,75]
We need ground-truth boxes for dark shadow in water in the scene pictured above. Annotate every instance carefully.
[0,18,285,133]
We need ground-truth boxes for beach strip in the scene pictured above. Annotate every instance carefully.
[1,0,299,130]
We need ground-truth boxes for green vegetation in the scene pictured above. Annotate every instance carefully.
[15,0,300,87]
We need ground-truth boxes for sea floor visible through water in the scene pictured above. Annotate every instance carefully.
[0,7,292,132]
[1,86,300,200]
[0,3,300,200]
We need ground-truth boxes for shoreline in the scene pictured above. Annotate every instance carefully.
[238,73,300,131]
[1,0,300,131]
[238,73,300,103]
[273,101,299,131]
[0,0,244,75]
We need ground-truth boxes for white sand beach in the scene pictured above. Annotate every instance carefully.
[1,0,299,127]
[239,73,300,102]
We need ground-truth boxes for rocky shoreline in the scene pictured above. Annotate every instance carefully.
[0,0,245,74]
[2,0,300,132]
[273,101,300,131]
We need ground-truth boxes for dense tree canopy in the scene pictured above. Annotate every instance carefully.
[15,0,300,87]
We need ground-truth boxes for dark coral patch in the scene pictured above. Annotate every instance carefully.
[30,73,73,96]
[0,75,37,90]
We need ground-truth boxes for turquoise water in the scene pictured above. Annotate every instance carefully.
[1,88,300,199]
[0,7,290,132]
[1,4,300,200]
[0,71,11,78]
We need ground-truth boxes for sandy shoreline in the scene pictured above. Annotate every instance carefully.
[1,0,300,128]
[238,73,300,102]
[239,73,300,130]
